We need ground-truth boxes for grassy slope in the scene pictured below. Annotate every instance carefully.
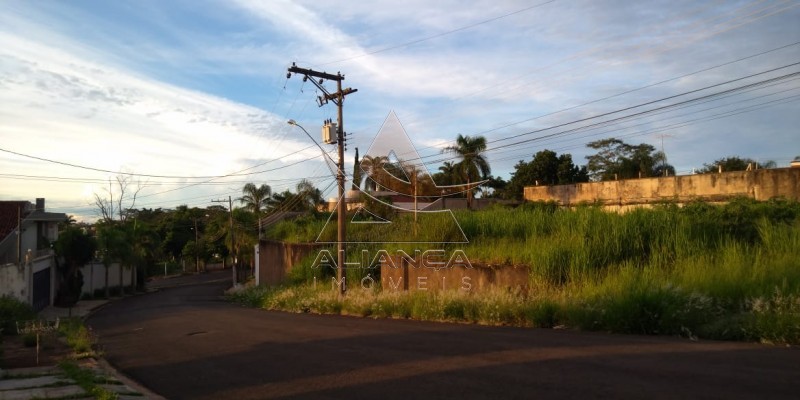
[248,198,800,344]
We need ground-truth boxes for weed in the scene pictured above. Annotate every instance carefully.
[249,199,800,344]
[58,318,95,355]
[59,360,119,400]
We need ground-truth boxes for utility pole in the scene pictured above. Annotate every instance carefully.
[412,165,418,237]
[287,63,357,295]
[193,217,199,274]
[213,196,236,286]
[16,205,21,266]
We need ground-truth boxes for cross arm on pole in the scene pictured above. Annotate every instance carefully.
[288,63,342,82]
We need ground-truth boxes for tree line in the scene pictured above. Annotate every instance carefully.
[406,135,777,201]
[53,177,326,305]
[52,133,781,305]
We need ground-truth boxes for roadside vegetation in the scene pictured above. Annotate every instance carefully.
[232,197,800,344]
[0,295,123,399]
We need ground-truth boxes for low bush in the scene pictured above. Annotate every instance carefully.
[58,317,94,354]
[0,295,35,335]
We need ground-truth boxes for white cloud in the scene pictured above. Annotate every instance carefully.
[0,28,323,219]
[0,0,797,217]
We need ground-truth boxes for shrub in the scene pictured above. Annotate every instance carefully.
[58,318,94,354]
[0,295,35,335]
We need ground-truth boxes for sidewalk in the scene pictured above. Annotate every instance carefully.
[0,299,163,399]
[0,359,163,399]
[38,299,109,321]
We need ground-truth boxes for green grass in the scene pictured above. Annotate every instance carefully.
[249,198,800,344]
[58,318,95,355]
[59,360,119,400]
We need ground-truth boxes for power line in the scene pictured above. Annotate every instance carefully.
[377,0,796,144]
[479,78,800,162]
[0,144,323,179]
[413,67,800,167]
[494,92,800,165]
[388,41,800,162]
[314,0,559,67]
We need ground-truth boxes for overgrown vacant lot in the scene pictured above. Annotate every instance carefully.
[233,198,800,344]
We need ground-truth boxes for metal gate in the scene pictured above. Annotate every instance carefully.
[32,268,51,311]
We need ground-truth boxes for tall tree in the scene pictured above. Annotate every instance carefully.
[352,148,362,190]
[296,179,324,211]
[442,134,491,209]
[700,156,776,173]
[504,150,588,200]
[556,154,589,184]
[96,222,129,298]
[585,138,672,181]
[360,155,388,192]
[129,220,159,290]
[529,149,560,185]
[94,173,144,223]
[481,175,508,198]
[434,161,458,187]
[239,183,271,240]
[54,226,96,305]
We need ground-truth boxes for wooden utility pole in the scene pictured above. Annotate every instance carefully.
[17,205,21,266]
[287,63,357,295]
[213,196,236,285]
[194,217,199,273]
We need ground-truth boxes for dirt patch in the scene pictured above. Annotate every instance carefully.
[1,334,73,368]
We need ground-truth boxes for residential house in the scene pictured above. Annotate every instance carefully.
[0,198,66,311]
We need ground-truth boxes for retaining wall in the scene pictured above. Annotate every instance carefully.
[524,168,800,207]
[256,240,325,286]
[380,256,529,293]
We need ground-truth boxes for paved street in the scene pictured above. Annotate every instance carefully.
[88,272,800,399]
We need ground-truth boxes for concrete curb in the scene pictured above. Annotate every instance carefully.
[95,358,166,400]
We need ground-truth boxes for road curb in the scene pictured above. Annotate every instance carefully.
[96,358,166,400]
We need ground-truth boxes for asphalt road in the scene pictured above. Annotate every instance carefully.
[88,272,800,400]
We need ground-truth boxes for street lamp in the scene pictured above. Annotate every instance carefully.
[288,119,347,295]
[287,120,341,175]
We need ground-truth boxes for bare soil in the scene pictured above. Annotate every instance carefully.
[1,333,72,368]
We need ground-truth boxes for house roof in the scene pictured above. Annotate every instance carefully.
[0,201,29,242]
[0,201,67,242]
[26,210,68,222]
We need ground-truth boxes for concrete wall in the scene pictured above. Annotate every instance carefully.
[0,263,28,303]
[79,262,129,296]
[380,256,529,293]
[524,168,800,207]
[256,240,324,287]
[1,254,57,308]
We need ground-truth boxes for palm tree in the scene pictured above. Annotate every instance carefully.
[58,214,78,232]
[359,155,389,192]
[296,179,324,211]
[436,161,458,186]
[442,134,491,209]
[239,183,271,240]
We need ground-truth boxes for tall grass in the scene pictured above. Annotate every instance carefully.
[254,198,800,344]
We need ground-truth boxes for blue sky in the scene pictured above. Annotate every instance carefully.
[1,0,798,220]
